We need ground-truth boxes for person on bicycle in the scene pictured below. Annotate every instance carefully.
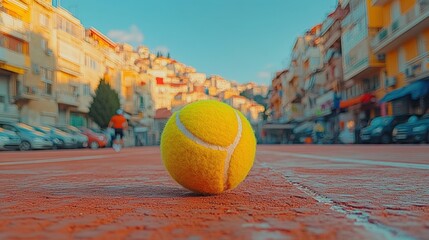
[108,109,128,151]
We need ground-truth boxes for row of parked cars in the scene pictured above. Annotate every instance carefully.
[284,113,429,145]
[360,113,429,144]
[0,121,110,151]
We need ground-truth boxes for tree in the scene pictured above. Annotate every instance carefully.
[167,52,171,58]
[240,90,253,99]
[253,95,269,121]
[88,79,120,128]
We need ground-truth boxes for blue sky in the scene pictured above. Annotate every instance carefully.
[62,0,338,85]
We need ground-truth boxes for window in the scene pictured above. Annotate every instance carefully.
[126,87,132,101]
[363,77,380,92]
[418,34,426,55]
[40,67,53,95]
[0,33,28,54]
[56,16,82,38]
[41,38,48,50]
[391,1,401,21]
[44,82,52,95]
[83,84,90,96]
[58,40,80,64]
[398,47,406,72]
[39,13,49,27]
[85,55,98,70]
[139,96,144,109]
[41,67,53,82]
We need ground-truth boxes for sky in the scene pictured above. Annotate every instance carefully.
[61,0,338,86]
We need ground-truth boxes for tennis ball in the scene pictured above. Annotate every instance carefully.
[160,100,256,195]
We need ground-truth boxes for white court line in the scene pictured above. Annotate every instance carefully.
[258,150,429,170]
[0,150,158,166]
[261,163,417,240]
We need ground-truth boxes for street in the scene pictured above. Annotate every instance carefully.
[0,145,428,239]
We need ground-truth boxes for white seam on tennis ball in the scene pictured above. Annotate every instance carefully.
[175,110,243,189]
[175,112,226,151]
[224,111,242,189]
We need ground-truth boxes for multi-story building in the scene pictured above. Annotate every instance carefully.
[217,88,240,100]
[340,0,384,127]
[205,75,231,96]
[0,0,30,122]
[187,72,206,86]
[318,3,348,136]
[301,24,324,120]
[52,6,85,125]
[321,4,348,93]
[171,91,211,111]
[284,36,306,121]
[81,28,119,127]
[241,82,269,98]
[253,85,269,98]
[372,0,429,116]
[268,70,286,121]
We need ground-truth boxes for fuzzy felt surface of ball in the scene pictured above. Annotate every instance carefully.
[160,100,256,194]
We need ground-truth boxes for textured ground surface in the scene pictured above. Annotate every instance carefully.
[0,145,428,239]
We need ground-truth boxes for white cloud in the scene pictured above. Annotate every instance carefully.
[257,71,271,79]
[154,46,169,55]
[107,25,144,45]
[264,63,274,69]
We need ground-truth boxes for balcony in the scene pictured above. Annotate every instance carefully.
[0,47,26,71]
[344,34,385,81]
[56,91,79,107]
[341,1,366,28]
[0,11,29,40]
[404,51,429,83]
[15,85,40,101]
[286,65,302,83]
[102,48,123,64]
[372,2,429,53]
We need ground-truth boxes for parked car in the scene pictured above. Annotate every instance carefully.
[79,127,108,149]
[54,125,89,148]
[32,125,78,149]
[393,114,429,143]
[0,127,21,150]
[0,122,53,151]
[360,115,411,144]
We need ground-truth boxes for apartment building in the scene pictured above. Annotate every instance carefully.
[269,69,286,121]
[339,0,384,127]
[372,0,429,115]
[0,0,30,122]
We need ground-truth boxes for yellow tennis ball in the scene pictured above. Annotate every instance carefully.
[160,100,256,195]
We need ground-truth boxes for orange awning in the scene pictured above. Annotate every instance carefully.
[340,93,375,109]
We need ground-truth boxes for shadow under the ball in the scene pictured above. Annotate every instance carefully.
[42,183,192,198]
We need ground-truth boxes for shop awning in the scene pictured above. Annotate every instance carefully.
[340,93,375,109]
[380,80,429,103]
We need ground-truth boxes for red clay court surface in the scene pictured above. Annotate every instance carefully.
[0,145,428,239]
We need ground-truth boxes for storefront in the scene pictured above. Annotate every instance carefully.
[380,80,429,115]
[339,93,377,127]
[315,91,335,138]
[261,123,296,144]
